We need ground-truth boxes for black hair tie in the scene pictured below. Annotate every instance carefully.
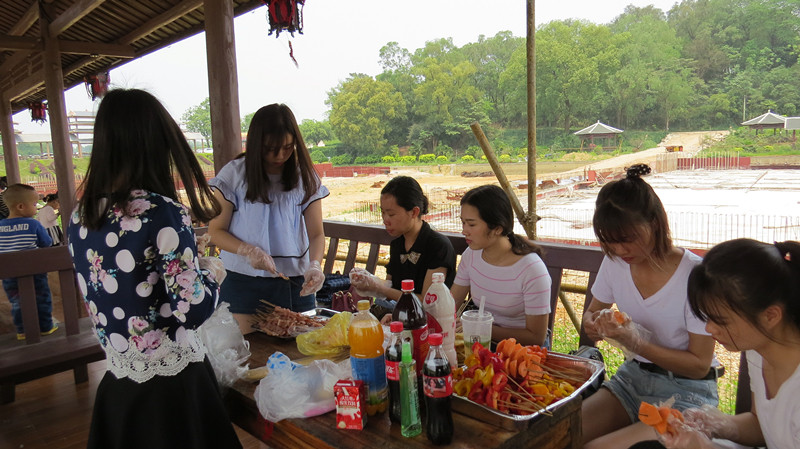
[626,164,651,179]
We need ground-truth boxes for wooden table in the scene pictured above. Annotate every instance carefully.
[225,333,582,449]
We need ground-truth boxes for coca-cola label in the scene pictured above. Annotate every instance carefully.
[386,360,400,381]
[427,314,443,334]
[423,373,453,398]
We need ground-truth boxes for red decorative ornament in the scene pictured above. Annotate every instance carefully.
[262,0,304,37]
[84,72,110,100]
[29,101,47,124]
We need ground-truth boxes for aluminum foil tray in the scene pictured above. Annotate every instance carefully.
[452,351,605,431]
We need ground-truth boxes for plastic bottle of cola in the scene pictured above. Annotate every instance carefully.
[422,272,458,368]
[423,333,454,445]
[392,279,429,376]
[385,320,404,423]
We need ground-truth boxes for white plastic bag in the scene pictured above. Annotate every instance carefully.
[197,302,251,388]
[254,352,351,422]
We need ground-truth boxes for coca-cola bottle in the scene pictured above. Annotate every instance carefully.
[422,333,454,445]
[385,321,404,423]
[392,279,429,376]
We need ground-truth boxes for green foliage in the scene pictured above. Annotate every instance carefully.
[460,155,475,162]
[182,98,212,140]
[354,155,381,164]
[330,154,352,166]
[241,111,255,133]
[498,154,514,163]
[419,153,436,163]
[399,155,416,163]
[300,119,335,145]
[310,150,328,164]
[703,127,797,156]
[382,156,396,163]
[436,155,449,163]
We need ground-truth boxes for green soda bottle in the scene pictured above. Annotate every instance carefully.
[400,341,422,437]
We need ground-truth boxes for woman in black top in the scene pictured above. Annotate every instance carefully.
[351,176,456,301]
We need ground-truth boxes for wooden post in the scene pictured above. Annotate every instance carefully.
[526,0,538,239]
[470,122,534,239]
[204,0,242,174]
[40,5,76,227]
[0,95,21,184]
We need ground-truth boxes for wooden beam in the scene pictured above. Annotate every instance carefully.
[204,0,242,173]
[0,95,22,184]
[49,0,106,37]
[8,3,39,36]
[119,0,203,44]
[0,50,34,80]
[59,40,135,58]
[0,35,39,51]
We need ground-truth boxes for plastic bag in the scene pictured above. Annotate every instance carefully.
[593,308,652,359]
[296,311,352,356]
[197,302,251,388]
[254,352,351,422]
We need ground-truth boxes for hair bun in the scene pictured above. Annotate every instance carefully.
[626,164,651,179]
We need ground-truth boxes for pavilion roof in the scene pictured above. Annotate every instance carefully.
[574,121,623,135]
[741,110,786,126]
[1,0,262,114]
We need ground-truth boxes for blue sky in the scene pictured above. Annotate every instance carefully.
[14,0,678,134]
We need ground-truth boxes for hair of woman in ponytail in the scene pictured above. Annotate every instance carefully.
[460,185,541,256]
[688,238,800,342]
[592,163,672,263]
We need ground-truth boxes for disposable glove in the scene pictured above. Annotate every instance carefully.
[199,256,227,284]
[682,404,739,441]
[236,242,276,274]
[593,308,651,358]
[660,418,718,449]
[349,267,390,299]
[300,260,325,296]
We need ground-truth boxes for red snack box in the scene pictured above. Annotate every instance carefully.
[334,379,368,430]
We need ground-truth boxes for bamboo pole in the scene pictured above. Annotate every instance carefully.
[470,122,534,239]
[526,0,537,240]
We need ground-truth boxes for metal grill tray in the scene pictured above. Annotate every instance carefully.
[452,351,605,431]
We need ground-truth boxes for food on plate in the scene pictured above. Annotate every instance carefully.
[252,301,326,338]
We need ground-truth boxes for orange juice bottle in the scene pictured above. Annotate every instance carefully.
[348,300,388,415]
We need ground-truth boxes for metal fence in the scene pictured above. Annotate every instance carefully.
[343,201,800,250]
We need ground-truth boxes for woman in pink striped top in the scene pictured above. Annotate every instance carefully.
[450,185,552,346]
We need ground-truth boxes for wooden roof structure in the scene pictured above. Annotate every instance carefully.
[574,120,623,137]
[1,0,263,220]
[1,0,261,114]
[741,110,786,135]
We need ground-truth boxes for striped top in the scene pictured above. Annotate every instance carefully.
[454,248,551,328]
[0,217,52,253]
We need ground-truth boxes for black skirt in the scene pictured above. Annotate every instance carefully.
[87,358,243,449]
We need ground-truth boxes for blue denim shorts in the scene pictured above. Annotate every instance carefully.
[603,359,719,423]
[219,270,315,314]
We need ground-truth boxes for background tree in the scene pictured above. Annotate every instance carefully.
[299,119,335,145]
[181,98,212,139]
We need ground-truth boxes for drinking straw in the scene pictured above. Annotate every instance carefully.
[479,295,486,317]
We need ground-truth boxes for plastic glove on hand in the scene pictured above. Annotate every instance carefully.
[660,422,717,449]
[348,267,383,297]
[683,404,738,441]
[237,243,277,274]
[300,260,325,296]
[199,256,227,284]
[595,309,649,356]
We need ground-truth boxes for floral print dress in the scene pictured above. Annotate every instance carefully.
[68,190,242,449]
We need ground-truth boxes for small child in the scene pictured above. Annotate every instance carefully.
[0,183,57,340]
[38,192,63,246]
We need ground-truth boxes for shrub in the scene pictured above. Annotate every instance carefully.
[436,155,449,163]
[460,155,475,162]
[382,156,396,163]
[310,150,327,164]
[419,153,436,163]
[498,154,514,163]
[400,155,417,163]
[330,154,352,166]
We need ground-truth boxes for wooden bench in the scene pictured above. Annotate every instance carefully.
[0,246,104,404]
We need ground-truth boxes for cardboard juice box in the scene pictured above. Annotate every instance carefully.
[334,379,367,430]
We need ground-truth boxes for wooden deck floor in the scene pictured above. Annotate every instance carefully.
[0,360,270,449]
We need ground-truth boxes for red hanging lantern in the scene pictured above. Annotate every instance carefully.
[29,101,47,124]
[84,72,110,100]
[262,0,304,37]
